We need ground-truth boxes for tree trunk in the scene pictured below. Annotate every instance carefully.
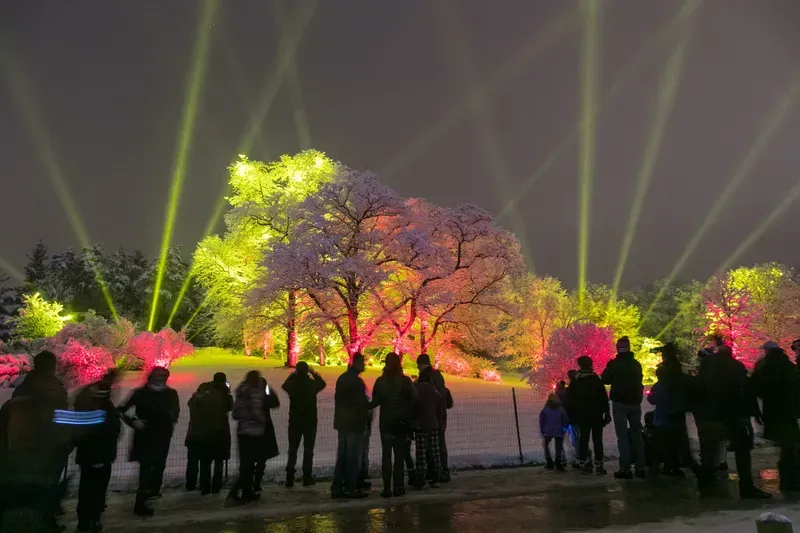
[318,334,326,366]
[286,290,299,368]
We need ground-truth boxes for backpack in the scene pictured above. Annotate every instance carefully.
[189,386,222,432]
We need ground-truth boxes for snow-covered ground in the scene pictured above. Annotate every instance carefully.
[1,355,668,491]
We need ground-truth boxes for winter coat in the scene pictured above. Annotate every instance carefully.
[185,381,233,460]
[601,352,644,405]
[371,374,416,430]
[333,368,369,434]
[695,351,757,424]
[119,385,179,464]
[13,369,68,411]
[539,403,569,438]
[564,370,609,425]
[233,379,280,459]
[415,380,443,432]
[73,381,122,466]
[282,372,326,427]
[751,348,800,442]
[419,366,449,427]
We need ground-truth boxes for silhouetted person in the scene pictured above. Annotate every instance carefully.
[0,351,69,532]
[119,367,179,516]
[555,380,567,404]
[282,362,326,487]
[695,345,770,499]
[540,392,569,470]
[74,370,121,532]
[371,353,416,497]
[227,371,279,505]
[791,338,800,366]
[565,355,610,475]
[414,364,444,489]
[417,354,451,482]
[185,372,232,495]
[331,353,369,499]
[751,341,800,491]
[564,369,584,467]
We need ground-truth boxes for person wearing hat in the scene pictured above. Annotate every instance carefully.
[752,341,800,491]
[119,367,180,516]
[601,336,646,479]
[416,354,452,482]
[185,372,233,495]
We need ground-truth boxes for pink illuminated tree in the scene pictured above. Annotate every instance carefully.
[529,322,615,389]
[128,328,194,372]
[702,274,764,368]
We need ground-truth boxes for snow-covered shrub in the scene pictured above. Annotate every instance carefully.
[0,353,31,387]
[58,338,114,387]
[128,328,194,371]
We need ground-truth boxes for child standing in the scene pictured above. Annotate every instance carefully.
[539,393,569,470]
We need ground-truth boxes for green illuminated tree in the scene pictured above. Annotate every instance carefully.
[12,292,72,340]
[194,150,339,365]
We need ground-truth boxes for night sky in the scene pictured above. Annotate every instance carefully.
[2,0,800,289]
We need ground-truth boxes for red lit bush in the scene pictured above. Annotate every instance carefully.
[128,328,194,372]
[0,354,31,388]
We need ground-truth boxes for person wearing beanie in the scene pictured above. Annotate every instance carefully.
[601,336,646,479]
[185,372,233,495]
[416,354,452,482]
[282,361,326,487]
[564,356,610,474]
[331,354,369,499]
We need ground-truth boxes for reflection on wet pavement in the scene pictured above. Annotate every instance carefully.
[143,471,788,532]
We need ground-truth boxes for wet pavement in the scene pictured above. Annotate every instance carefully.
[91,454,798,532]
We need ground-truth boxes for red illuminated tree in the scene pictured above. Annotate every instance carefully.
[528,322,615,389]
[702,273,764,368]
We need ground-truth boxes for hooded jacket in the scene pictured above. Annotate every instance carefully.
[333,368,369,434]
[539,400,569,438]
[282,371,326,427]
[601,352,644,404]
[371,373,416,430]
[564,369,609,425]
[186,381,233,459]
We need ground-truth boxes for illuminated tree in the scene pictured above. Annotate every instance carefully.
[576,284,640,342]
[702,273,764,368]
[257,170,414,363]
[529,322,615,389]
[12,293,72,340]
[0,269,20,340]
[195,150,338,365]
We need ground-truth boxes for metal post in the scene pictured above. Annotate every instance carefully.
[512,387,524,465]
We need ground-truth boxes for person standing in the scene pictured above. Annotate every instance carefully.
[331,353,369,499]
[601,336,646,479]
[791,338,800,366]
[119,367,179,516]
[282,362,326,487]
[73,370,121,532]
[371,353,416,497]
[751,341,800,491]
[564,355,610,475]
[695,345,770,499]
[185,372,233,495]
[252,377,280,496]
[416,354,451,482]
[540,392,569,470]
[413,367,444,489]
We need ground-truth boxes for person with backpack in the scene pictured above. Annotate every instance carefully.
[0,351,70,532]
[227,371,280,506]
[73,369,122,532]
[282,362,326,487]
[601,336,646,479]
[416,354,452,482]
[119,367,180,516]
[565,355,610,475]
[185,372,233,495]
[371,353,416,497]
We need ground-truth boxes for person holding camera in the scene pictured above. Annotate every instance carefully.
[282,362,326,487]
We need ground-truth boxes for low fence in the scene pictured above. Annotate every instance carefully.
[64,388,671,492]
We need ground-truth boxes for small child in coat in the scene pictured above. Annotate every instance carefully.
[539,393,569,470]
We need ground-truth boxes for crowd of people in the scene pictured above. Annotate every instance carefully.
[2,335,800,532]
[541,335,800,501]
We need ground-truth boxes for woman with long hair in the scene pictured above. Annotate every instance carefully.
[370,353,416,497]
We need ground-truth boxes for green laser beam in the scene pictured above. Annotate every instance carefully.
[611,10,696,298]
[433,0,535,269]
[640,72,800,328]
[655,313,681,340]
[383,4,581,177]
[0,257,24,282]
[0,44,118,319]
[238,0,318,155]
[274,0,312,149]
[149,0,219,331]
[719,176,800,273]
[577,0,600,304]
[499,0,702,221]
[181,293,211,332]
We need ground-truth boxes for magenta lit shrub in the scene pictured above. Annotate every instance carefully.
[0,354,31,388]
[57,338,114,388]
[127,328,194,372]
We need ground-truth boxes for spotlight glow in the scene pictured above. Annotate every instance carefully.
[273,0,312,149]
[612,13,695,297]
[641,72,800,327]
[0,257,24,282]
[577,0,600,304]
[149,0,219,331]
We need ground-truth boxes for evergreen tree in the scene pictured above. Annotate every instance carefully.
[23,239,50,296]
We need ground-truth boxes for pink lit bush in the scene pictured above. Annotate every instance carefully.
[128,328,194,372]
[58,338,114,387]
[0,354,31,387]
